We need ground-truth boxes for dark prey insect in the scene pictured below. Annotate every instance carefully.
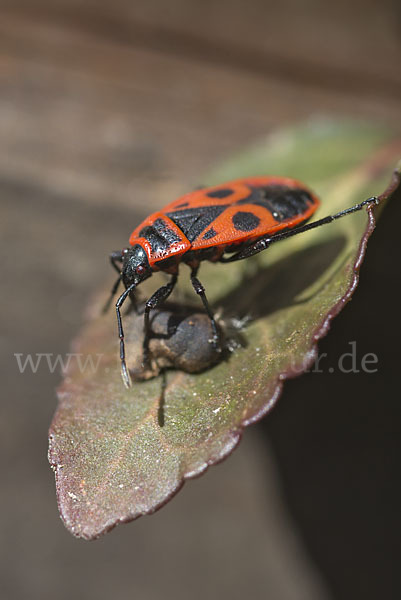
[105,176,378,387]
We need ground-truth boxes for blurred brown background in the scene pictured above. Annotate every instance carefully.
[0,1,400,599]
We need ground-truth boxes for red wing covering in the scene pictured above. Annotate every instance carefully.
[190,203,287,250]
[162,177,320,251]
[162,180,253,212]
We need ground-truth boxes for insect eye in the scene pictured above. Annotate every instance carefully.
[136,265,146,275]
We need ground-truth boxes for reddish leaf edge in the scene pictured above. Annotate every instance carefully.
[244,162,400,427]
[49,163,400,540]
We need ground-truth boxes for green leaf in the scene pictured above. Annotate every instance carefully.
[48,119,401,540]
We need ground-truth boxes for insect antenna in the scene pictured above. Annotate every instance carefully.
[116,283,137,388]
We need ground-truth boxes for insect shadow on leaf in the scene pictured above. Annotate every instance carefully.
[218,235,347,320]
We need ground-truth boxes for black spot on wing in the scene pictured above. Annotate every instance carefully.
[202,227,218,240]
[232,211,261,232]
[206,188,233,199]
[175,202,189,208]
[166,206,227,242]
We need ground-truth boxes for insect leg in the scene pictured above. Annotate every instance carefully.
[102,251,124,313]
[116,283,137,388]
[103,274,122,314]
[190,267,220,349]
[110,250,123,273]
[221,196,379,263]
[143,275,178,367]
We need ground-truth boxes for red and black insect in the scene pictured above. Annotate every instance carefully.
[105,176,377,387]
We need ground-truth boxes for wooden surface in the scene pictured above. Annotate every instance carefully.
[0,0,399,211]
[1,2,400,600]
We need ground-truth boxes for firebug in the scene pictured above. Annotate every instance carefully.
[105,176,378,387]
